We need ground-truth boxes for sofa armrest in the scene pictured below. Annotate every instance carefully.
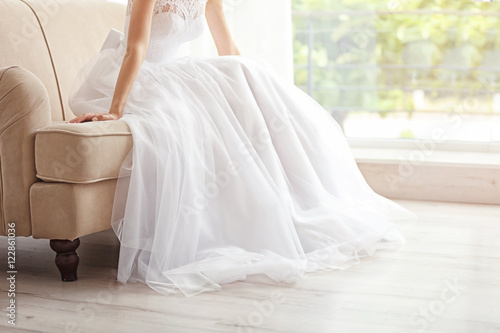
[0,66,52,236]
[34,121,132,184]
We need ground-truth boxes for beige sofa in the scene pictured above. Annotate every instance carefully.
[0,0,131,281]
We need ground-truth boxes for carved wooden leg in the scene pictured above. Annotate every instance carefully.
[49,238,80,282]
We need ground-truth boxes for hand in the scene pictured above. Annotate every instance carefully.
[68,112,121,124]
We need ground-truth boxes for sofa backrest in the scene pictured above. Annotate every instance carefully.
[0,0,126,121]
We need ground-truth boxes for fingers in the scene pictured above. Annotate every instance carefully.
[67,112,117,123]
[68,112,99,123]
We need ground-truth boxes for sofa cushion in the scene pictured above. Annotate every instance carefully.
[35,121,132,183]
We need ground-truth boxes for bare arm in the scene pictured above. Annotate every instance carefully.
[70,0,156,123]
[205,0,240,56]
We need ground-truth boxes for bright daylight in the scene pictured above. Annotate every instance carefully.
[0,0,499,333]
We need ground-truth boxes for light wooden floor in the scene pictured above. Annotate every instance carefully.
[1,200,499,333]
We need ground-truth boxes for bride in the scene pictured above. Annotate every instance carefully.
[68,0,414,296]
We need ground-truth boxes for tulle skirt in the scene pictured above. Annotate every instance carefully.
[69,44,416,296]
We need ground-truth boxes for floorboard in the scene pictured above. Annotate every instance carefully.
[0,200,499,333]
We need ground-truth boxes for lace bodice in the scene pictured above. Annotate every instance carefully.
[124,0,208,63]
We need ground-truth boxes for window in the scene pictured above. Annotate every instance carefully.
[292,0,500,144]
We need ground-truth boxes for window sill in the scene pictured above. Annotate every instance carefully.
[351,147,500,169]
[351,146,500,205]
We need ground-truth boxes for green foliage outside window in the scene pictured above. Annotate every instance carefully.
[291,0,500,122]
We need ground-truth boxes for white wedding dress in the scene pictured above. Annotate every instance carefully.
[69,0,415,296]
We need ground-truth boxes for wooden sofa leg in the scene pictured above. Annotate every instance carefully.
[49,238,80,282]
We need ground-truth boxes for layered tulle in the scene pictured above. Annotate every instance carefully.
[69,42,415,297]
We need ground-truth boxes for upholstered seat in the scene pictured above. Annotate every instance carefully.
[0,0,127,281]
